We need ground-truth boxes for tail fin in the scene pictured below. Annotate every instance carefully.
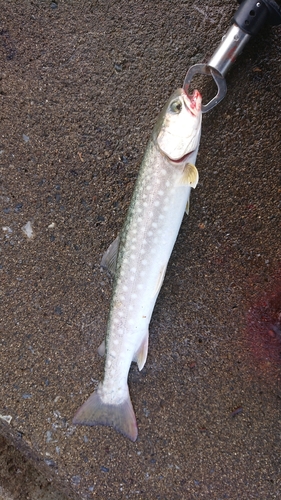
[73,386,138,442]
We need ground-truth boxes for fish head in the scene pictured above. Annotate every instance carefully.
[154,88,202,163]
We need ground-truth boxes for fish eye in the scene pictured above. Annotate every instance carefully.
[170,99,182,114]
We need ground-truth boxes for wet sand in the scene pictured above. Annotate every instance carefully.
[1,1,281,498]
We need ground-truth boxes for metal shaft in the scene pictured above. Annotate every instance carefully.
[207,23,251,78]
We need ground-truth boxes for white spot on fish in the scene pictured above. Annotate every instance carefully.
[131,267,137,273]
[140,249,145,255]
[128,305,133,311]
[131,254,136,260]
[120,295,125,301]
[131,245,136,250]
[143,202,148,207]
[122,285,128,292]
[159,214,164,220]
[140,270,145,277]
[132,237,137,243]
[137,217,142,223]
[161,169,167,175]
[118,311,124,317]
[128,319,134,325]
[165,180,170,187]
[113,339,119,345]
[152,222,157,228]
[113,318,119,324]
[158,190,164,196]
[132,293,137,299]
[146,185,152,191]
[137,284,143,290]
[130,276,135,282]
[148,231,153,237]
[154,201,160,207]
[142,259,147,266]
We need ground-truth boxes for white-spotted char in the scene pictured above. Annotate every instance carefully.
[73,88,202,441]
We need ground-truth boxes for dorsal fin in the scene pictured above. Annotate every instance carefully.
[97,340,106,356]
[100,235,120,276]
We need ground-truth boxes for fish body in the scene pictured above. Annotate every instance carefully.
[73,88,202,440]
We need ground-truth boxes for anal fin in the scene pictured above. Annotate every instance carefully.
[153,264,167,298]
[134,332,149,371]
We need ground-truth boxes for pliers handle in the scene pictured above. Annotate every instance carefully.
[184,0,281,113]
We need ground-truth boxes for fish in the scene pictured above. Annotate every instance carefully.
[73,87,202,441]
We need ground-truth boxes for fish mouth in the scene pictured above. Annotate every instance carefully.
[183,89,202,116]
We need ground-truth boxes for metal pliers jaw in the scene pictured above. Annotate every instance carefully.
[183,64,228,114]
[184,0,281,113]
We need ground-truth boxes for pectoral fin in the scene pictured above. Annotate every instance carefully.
[134,333,149,371]
[177,163,199,188]
[101,235,120,276]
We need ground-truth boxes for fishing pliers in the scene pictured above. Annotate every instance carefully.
[184,0,281,112]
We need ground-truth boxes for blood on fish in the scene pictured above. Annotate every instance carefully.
[189,89,201,111]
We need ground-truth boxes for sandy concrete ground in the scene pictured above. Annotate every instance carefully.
[1,1,281,498]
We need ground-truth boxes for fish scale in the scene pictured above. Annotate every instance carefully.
[73,88,202,441]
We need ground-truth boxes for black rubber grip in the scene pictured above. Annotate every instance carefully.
[235,0,281,34]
